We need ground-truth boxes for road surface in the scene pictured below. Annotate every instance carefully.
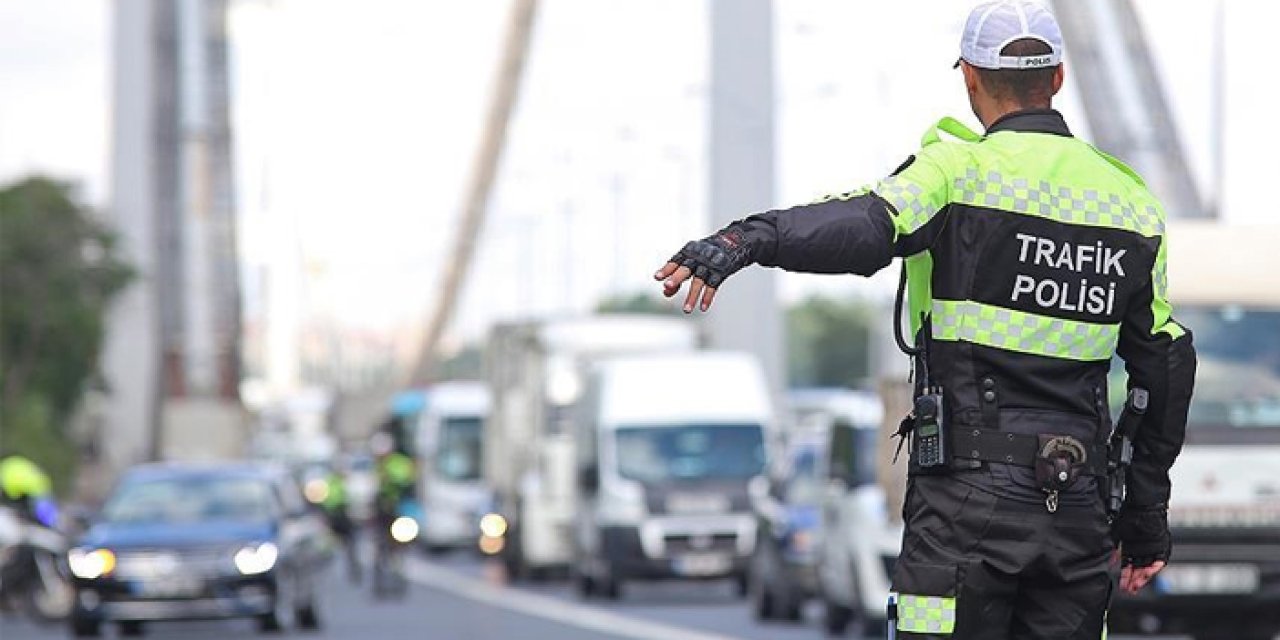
[0,550,1182,639]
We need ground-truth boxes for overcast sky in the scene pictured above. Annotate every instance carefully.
[2,0,1276,352]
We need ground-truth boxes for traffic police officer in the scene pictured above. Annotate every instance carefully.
[653,2,1196,637]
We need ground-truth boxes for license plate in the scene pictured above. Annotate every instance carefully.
[135,576,203,598]
[674,553,731,577]
[1157,563,1259,594]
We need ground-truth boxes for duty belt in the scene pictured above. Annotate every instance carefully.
[951,427,1107,476]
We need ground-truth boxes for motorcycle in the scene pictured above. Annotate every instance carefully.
[0,504,74,623]
[371,500,420,599]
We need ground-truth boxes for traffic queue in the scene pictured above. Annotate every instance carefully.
[356,314,909,634]
[288,288,1280,640]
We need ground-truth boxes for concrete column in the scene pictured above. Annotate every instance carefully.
[707,0,785,395]
[102,0,163,469]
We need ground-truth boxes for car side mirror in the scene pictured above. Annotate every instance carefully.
[578,464,599,493]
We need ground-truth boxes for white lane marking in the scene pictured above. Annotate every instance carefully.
[403,559,743,640]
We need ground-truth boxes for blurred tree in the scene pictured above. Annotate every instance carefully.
[0,177,133,493]
[787,296,874,389]
[594,292,683,316]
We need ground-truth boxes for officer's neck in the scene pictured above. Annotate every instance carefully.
[976,100,1052,130]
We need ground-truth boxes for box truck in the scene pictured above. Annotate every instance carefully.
[483,315,698,579]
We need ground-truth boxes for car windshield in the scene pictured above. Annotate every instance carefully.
[1112,306,1280,430]
[615,424,765,484]
[101,475,277,525]
[435,416,483,481]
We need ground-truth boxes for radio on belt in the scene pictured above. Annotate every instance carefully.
[913,390,947,468]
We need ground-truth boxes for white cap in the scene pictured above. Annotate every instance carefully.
[958,1,1064,70]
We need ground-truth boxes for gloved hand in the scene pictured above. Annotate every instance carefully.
[668,230,753,289]
[1114,502,1171,567]
[654,228,754,313]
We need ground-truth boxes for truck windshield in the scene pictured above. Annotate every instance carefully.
[614,424,765,484]
[1177,306,1280,429]
[1113,306,1280,430]
[435,416,483,481]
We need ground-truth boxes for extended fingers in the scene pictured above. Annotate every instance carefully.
[1135,561,1165,590]
[682,277,706,313]
[1120,561,1165,593]
[655,244,724,312]
[699,285,718,312]
[654,261,679,281]
[662,266,692,297]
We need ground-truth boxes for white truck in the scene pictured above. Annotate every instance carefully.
[1107,222,1280,640]
[414,381,490,553]
[572,351,774,599]
[483,315,699,579]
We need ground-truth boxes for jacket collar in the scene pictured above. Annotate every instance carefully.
[985,108,1072,137]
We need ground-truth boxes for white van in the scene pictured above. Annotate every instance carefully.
[414,381,490,553]
[573,351,774,598]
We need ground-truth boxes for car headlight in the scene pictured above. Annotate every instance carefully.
[68,548,116,579]
[390,516,419,543]
[234,542,279,575]
[478,513,508,539]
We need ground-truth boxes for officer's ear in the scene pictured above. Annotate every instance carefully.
[960,61,981,98]
[960,61,988,125]
[1051,64,1065,98]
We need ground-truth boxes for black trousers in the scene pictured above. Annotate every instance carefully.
[891,475,1115,639]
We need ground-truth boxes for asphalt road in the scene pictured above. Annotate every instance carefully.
[0,561,611,640]
[0,550,1184,640]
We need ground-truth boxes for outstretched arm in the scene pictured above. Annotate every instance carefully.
[655,149,955,312]
[654,193,896,312]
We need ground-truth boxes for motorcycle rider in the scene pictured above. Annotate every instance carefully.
[321,463,361,583]
[369,432,416,594]
[371,433,416,530]
[0,455,70,619]
[0,455,57,528]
